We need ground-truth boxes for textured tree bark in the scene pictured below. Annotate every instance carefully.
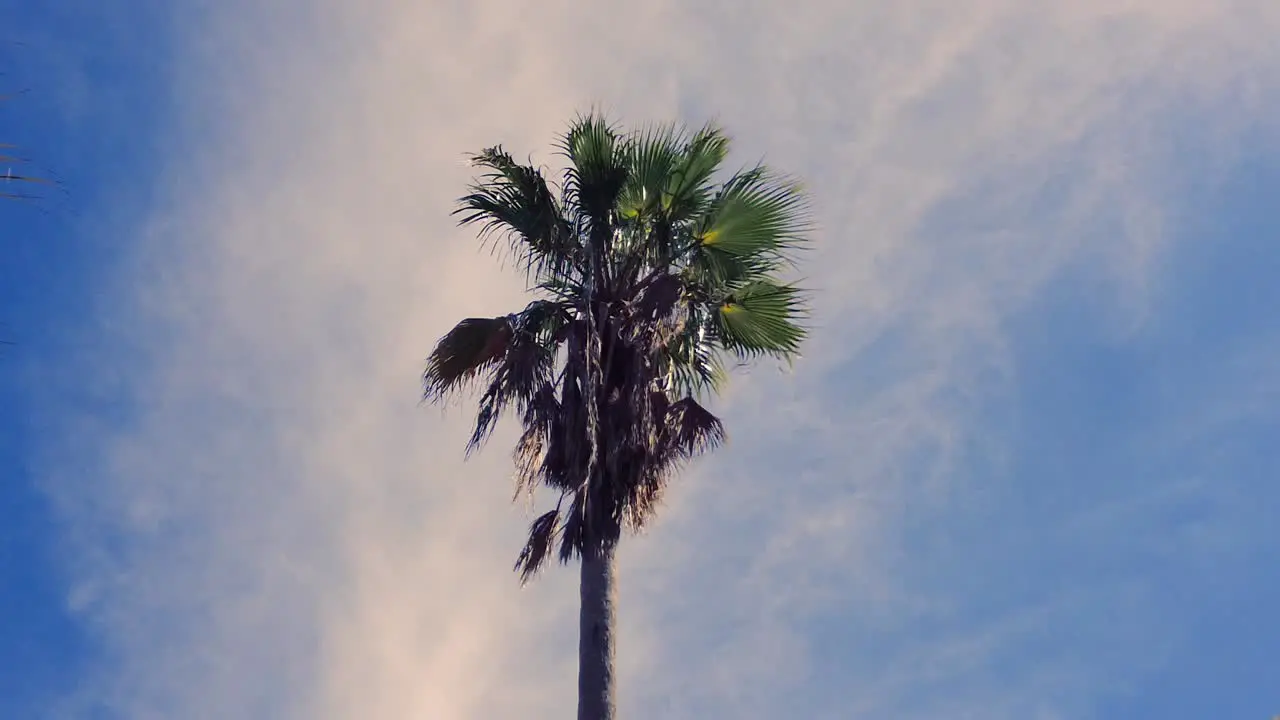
[578,542,618,720]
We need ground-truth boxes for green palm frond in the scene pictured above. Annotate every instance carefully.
[663,123,730,222]
[694,166,810,272]
[616,123,683,222]
[557,113,627,228]
[613,122,732,275]
[455,146,576,279]
[691,243,768,289]
[713,280,808,358]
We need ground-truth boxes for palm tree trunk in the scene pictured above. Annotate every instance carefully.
[578,542,617,720]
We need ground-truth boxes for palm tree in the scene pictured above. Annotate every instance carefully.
[423,113,811,720]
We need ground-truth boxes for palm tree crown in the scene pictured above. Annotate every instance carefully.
[424,113,811,581]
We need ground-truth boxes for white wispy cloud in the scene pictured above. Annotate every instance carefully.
[39,1,1280,718]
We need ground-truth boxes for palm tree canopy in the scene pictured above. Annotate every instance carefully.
[425,113,811,581]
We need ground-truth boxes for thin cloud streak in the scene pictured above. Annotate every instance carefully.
[38,1,1280,718]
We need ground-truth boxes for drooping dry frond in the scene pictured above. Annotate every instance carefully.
[514,509,561,583]
[512,382,560,500]
[423,316,513,400]
[466,303,570,454]
[661,397,726,459]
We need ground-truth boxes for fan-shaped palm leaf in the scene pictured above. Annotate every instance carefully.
[616,123,683,223]
[663,123,731,222]
[422,316,513,399]
[695,166,810,271]
[557,113,627,232]
[455,146,576,280]
[714,280,808,358]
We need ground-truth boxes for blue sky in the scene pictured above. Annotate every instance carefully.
[2,2,1278,718]
[3,2,174,716]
